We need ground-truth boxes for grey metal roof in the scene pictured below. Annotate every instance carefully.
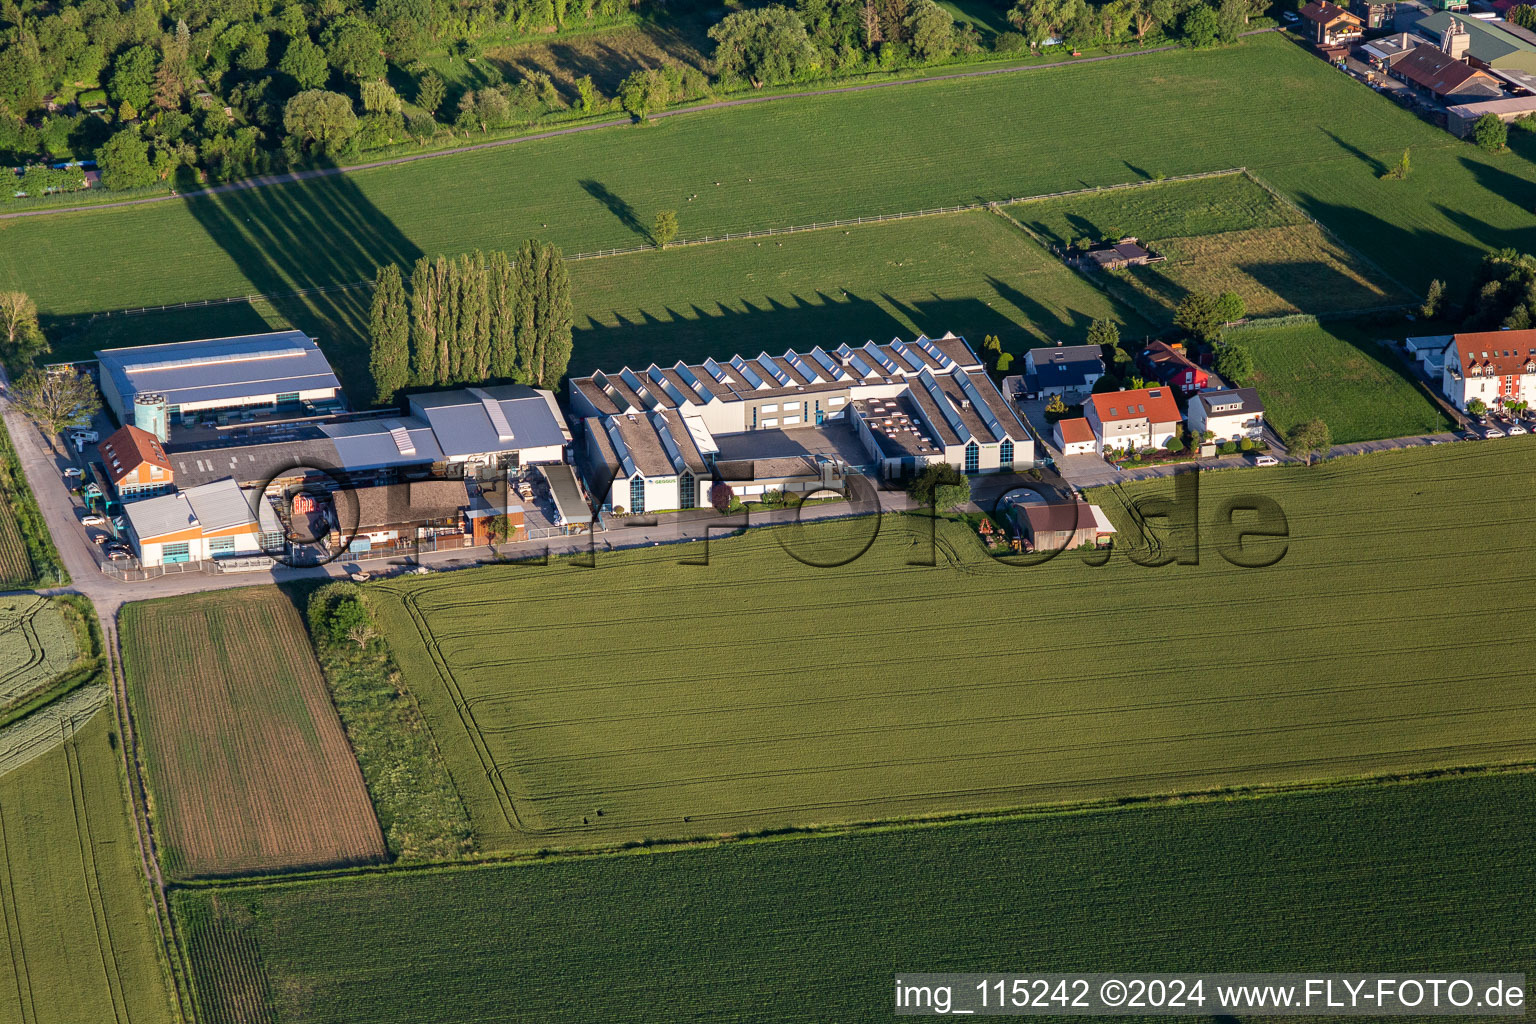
[320,417,443,472]
[1195,387,1265,416]
[96,331,340,409]
[124,478,255,540]
[539,463,592,525]
[184,478,260,532]
[408,385,570,457]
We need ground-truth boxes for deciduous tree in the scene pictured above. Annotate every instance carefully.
[709,6,822,87]
[653,209,679,248]
[1214,340,1254,386]
[1287,417,1332,465]
[11,367,100,448]
[0,291,48,362]
[283,90,359,156]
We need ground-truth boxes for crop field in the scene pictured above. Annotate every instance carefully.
[0,505,31,588]
[368,440,1536,851]
[4,33,1530,337]
[171,769,1536,1023]
[0,709,178,1024]
[47,210,1137,397]
[0,420,63,588]
[1015,173,1408,318]
[120,589,386,878]
[0,595,78,715]
[1238,319,1452,441]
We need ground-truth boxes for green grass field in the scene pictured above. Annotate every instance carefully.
[0,709,178,1024]
[367,440,1536,852]
[5,33,1530,331]
[1237,319,1452,441]
[47,209,1137,398]
[0,595,78,716]
[170,768,1536,1024]
[1015,172,1409,318]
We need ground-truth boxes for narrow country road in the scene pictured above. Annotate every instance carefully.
[0,31,1280,223]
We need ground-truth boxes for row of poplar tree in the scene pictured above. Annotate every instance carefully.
[366,240,573,406]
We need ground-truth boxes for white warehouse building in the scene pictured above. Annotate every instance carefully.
[570,334,1035,513]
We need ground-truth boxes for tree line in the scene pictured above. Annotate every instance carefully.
[367,240,573,406]
[0,0,638,190]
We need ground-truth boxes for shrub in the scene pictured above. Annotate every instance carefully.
[993,31,1027,54]
[907,462,971,511]
[1165,437,1185,453]
[1220,440,1237,454]
[1239,438,1255,451]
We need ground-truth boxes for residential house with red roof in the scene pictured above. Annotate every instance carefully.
[1301,0,1365,47]
[97,424,174,501]
[1053,416,1098,455]
[1440,329,1536,412]
[1084,387,1184,456]
[1139,341,1209,395]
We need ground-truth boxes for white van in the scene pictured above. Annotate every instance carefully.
[1254,455,1279,467]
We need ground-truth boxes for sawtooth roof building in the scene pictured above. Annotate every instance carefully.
[570,334,1035,514]
[96,331,343,427]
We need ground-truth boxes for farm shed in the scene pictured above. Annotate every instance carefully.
[1010,500,1116,551]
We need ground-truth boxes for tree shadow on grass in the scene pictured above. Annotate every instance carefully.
[179,160,424,403]
[579,179,652,244]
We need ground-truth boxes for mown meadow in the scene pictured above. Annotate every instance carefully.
[367,440,1536,852]
[5,33,1531,328]
[171,768,1536,1023]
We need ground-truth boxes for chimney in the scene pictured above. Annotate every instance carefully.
[1442,20,1469,61]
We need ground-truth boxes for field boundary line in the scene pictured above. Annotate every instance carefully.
[103,610,195,1024]
[163,759,1536,895]
[0,789,37,1024]
[49,168,1248,333]
[62,727,130,1024]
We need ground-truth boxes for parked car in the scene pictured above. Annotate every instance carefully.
[91,533,109,545]
[1282,10,1298,21]
[80,513,106,527]
[62,466,83,480]
[1483,426,1505,439]
[1254,454,1279,467]
[1508,424,1528,435]
[105,549,133,562]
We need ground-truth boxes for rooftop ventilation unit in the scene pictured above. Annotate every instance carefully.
[384,420,417,456]
[467,387,516,442]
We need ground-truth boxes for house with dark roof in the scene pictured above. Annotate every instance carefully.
[1023,343,1106,398]
[1440,329,1536,411]
[1391,43,1503,100]
[97,424,174,501]
[1301,0,1365,46]
[1139,341,1209,395]
[1187,388,1266,443]
[1084,387,1184,455]
[1351,0,1397,30]
[1077,238,1161,271]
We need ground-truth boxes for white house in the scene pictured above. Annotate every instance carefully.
[1440,329,1536,413]
[121,478,265,567]
[1084,387,1183,455]
[1053,417,1098,455]
[1023,344,1105,399]
[1187,388,1265,444]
